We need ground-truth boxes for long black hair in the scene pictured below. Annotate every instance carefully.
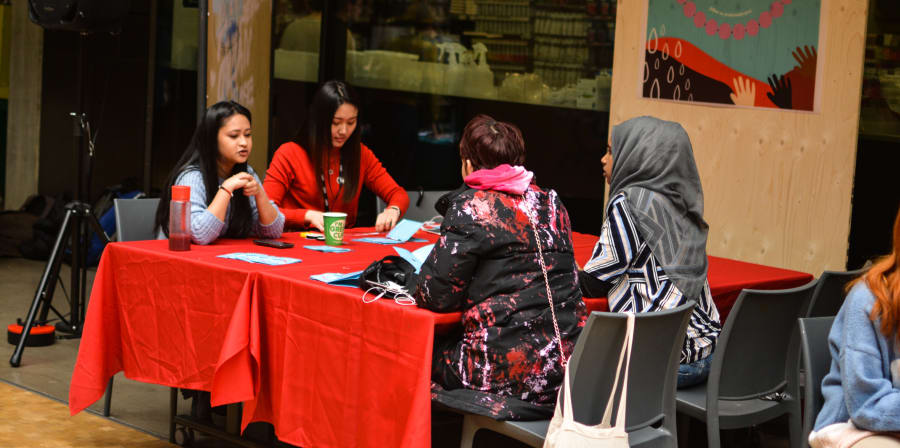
[293,80,362,203]
[155,101,255,238]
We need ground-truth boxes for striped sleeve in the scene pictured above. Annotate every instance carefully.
[248,167,285,238]
[254,201,285,238]
[175,170,225,245]
[583,193,641,281]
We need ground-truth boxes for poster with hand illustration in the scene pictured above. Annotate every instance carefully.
[642,0,822,111]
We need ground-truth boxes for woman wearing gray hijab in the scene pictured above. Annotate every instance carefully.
[581,116,721,388]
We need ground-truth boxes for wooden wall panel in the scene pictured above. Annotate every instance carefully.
[610,0,867,274]
[207,0,272,173]
[4,2,43,210]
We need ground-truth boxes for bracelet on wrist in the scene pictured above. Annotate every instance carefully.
[218,185,233,198]
[386,205,401,216]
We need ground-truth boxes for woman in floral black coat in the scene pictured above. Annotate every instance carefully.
[413,115,586,420]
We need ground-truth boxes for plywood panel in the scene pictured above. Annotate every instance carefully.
[4,1,42,210]
[207,0,272,173]
[610,0,867,274]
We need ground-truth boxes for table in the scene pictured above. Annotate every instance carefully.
[569,234,816,321]
[69,230,812,448]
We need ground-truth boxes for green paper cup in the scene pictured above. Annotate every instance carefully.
[323,212,347,246]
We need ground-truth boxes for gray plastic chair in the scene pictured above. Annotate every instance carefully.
[799,316,834,447]
[113,198,161,242]
[806,268,867,317]
[459,301,696,448]
[102,197,160,416]
[676,281,817,448]
[376,189,449,223]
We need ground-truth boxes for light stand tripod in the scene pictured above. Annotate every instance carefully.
[10,33,110,367]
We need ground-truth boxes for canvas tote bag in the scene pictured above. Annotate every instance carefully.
[522,196,631,446]
[543,312,634,448]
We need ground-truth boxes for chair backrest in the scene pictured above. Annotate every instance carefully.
[712,281,816,399]
[806,268,867,317]
[376,189,448,223]
[567,301,695,434]
[799,316,835,445]
[114,198,161,242]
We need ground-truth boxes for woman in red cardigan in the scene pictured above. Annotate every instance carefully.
[264,81,409,231]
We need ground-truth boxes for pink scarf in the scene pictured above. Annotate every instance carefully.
[464,164,534,195]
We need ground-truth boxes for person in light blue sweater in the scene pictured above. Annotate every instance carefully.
[155,101,284,244]
[812,208,900,448]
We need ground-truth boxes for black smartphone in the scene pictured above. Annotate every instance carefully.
[253,239,294,249]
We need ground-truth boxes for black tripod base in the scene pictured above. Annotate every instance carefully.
[54,321,82,338]
[7,324,56,347]
[9,200,109,367]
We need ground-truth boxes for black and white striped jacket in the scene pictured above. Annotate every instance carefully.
[584,193,721,364]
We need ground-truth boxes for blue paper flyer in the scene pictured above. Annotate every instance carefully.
[303,245,351,253]
[393,244,435,273]
[352,219,426,245]
[218,252,302,265]
[386,219,423,242]
[309,270,363,287]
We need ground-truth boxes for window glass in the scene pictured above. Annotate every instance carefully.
[859,1,900,138]
[151,0,201,189]
[343,0,615,111]
[273,0,328,82]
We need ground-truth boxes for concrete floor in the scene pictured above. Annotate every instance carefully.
[0,256,792,448]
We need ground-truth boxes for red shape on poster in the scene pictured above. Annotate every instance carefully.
[760,11,772,28]
[747,19,760,36]
[718,23,731,40]
[694,11,706,27]
[772,2,784,18]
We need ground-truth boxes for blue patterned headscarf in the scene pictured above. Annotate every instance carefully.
[609,116,709,300]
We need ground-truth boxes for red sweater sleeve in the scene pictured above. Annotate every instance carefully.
[263,144,309,227]
[360,145,409,216]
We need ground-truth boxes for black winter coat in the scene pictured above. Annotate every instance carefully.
[414,184,586,420]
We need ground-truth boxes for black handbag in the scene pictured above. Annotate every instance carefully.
[358,255,416,298]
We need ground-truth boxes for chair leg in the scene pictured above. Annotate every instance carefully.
[706,415,721,448]
[676,414,691,448]
[789,406,803,448]
[169,387,178,444]
[459,416,479,448]
[102,376,114,417]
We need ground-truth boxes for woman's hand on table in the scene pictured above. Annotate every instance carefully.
[375,206,401,232]
[305,210,325,231]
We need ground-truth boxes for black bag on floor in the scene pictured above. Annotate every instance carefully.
[19,194,69,261]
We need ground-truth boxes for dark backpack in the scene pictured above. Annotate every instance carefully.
[84,182,145,265]
[18,193,70,261]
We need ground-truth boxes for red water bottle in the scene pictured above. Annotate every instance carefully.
[169,185,191,251]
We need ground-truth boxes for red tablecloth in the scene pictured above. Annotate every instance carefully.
[570,232,815,320]
[69,230,812,448]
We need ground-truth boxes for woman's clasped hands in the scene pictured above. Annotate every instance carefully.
[222,172,259,197]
